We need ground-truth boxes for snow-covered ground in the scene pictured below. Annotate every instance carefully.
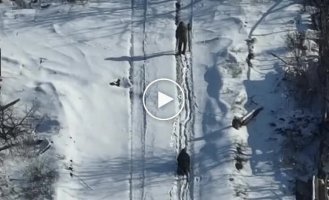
[0,0,314,199]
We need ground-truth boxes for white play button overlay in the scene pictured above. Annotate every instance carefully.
[158,92,174,109]
[143,78,185,121]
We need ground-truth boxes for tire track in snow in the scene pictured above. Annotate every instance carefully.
[172,0,196,199]
[186,1,198,199]
[0,8,5,36]
[184,54,196,200]
[140,0,147,198]
[172,1,184,199]
[129,0,147,199]
[176,54,195,200]
[175,55,187,200]
[128,0,135,199]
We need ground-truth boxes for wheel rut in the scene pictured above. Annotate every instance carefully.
[171,0,196,199]
[129,0,148,199]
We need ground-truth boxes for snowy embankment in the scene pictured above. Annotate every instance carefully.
[1,0,178,199]
[192,0,313,199]
[1,1,133,199]
[0,0,314,199]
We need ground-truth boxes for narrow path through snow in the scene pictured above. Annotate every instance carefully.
[129,0,147,199]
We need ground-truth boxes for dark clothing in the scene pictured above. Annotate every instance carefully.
[176,23,187,41]
[177,148,190,175]
[176,22,188,54]
[232,117,242,130]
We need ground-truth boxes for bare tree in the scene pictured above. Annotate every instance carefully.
[19,157,58,200]
[0,102,37,153]
[284,30,320,107]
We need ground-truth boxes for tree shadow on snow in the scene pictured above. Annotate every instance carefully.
[6,0,201,37]
[248,0,298,38]
[190,37,233,193]
[66,151,176,199]
[243,62,293,199]
[35,115,60,134]
[193,99,232,180]
[204,64,228,116]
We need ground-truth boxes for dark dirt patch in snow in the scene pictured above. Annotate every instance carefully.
[234,143,249,171]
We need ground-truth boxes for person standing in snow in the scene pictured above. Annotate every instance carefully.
[176,22,188,55]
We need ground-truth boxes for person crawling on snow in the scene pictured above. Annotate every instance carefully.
[177,147,190,176]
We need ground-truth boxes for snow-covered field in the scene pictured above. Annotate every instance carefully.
[0,0,315,199]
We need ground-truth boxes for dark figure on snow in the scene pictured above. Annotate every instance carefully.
[109,79,120,87]
[176,22,188,55]
[177,148,190,176]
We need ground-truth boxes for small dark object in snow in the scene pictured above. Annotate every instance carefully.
[246,37,256,44]
[177,148,190,176]
[34,139,51,155]
[70,172,73,177]
[275,127,282,132]
[175,2,180,9]
[109,79,120,87]
[269,122,276,127]
[235,162,243,170]
[229,177,234,181]
[68,167,73,171]
[35,139,44,145]
[40,3,50,9]
[279,118,285,121]
[247,52,255,60]
[236,146,243,155]
[232,117,243,129]
[232,107,263,130]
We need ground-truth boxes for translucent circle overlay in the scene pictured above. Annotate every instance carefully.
[142,78,185,121]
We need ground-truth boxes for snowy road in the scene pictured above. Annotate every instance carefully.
[129,0,147,198]
[130,0,180,199]
[0,0,308,199]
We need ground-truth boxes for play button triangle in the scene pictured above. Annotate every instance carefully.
[158,91,174,109]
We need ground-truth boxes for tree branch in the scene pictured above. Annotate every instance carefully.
[269,52,289,65]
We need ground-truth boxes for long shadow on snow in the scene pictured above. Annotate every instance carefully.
[192,64,232,189]
[104,51,174,62]
[248,0,296,38]
[195,100,231,169]
[8,0,200,32]
[204,57,228,116]
[70,152,176,198]
[3,0,203,53]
